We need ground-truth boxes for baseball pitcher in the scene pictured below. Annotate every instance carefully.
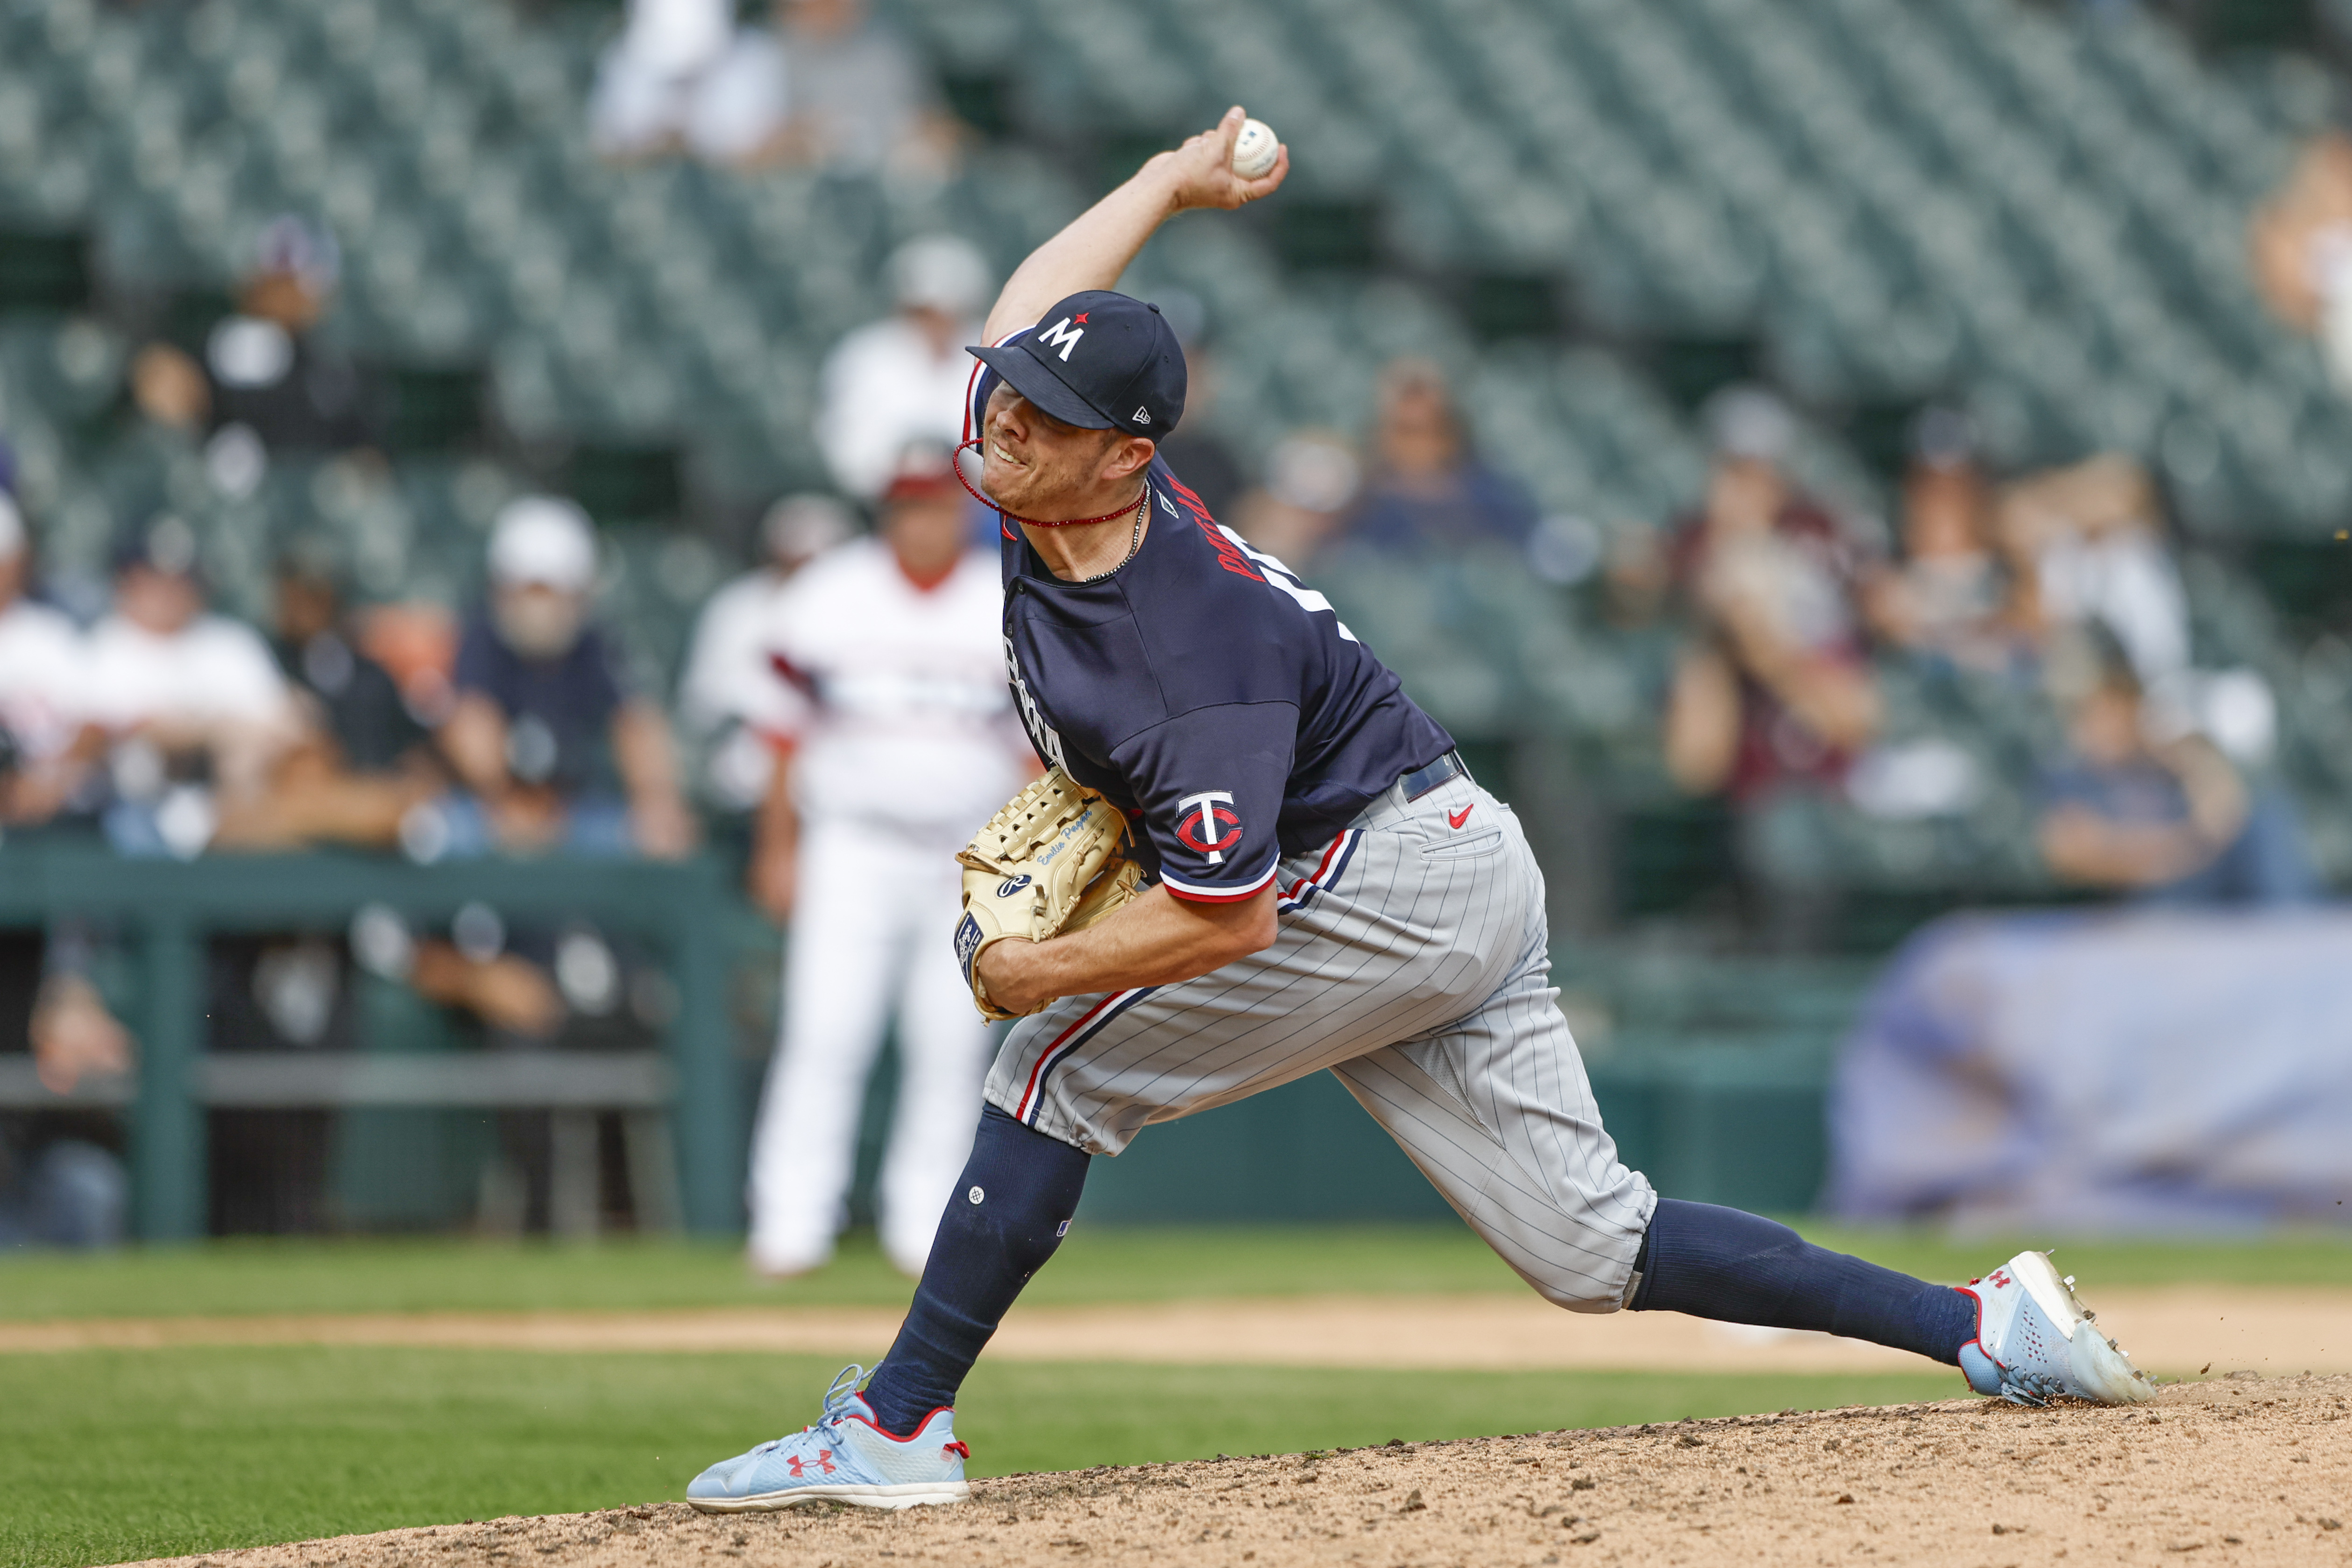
[689,109,2152,1513]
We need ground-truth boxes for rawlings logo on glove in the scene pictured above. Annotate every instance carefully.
[953,768,1141,1020]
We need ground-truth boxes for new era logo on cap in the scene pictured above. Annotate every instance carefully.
[969,290,1187,439]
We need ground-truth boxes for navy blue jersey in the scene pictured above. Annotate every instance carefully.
[973,334,1454,902]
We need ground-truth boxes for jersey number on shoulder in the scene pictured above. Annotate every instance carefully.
[1214,524,1360,643]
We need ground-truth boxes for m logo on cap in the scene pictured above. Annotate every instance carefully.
[1037,316,1085,362]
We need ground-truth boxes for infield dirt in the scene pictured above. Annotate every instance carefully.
[123,1373,2351,1568]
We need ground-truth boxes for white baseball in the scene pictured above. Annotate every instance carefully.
[1231,118,1279,180]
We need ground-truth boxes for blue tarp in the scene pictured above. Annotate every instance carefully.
[1827,909,2352,1230]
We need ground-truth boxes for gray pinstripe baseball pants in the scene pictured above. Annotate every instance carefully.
[983,771,1658,1313]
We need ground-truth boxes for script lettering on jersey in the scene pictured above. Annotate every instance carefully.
[1162,479,1358,640]
[1190,514,1264,582]
[1035,316,1085,362]
[1161,480,1261,582]
[1003,631,1068,772]
[1218,524,1361,644]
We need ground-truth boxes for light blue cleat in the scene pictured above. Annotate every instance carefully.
[1956,1251,2154,1407]
[686,1365,971,1512]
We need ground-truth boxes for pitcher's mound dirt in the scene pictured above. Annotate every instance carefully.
[128,1375,2351,1568]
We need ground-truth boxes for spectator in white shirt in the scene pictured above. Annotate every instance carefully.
[1996,454,2189,685]
[0,494,101,828]
[593,0,956,173]
[87,517,300,858]
[677,493,854,812]
[589,0,735,161]
[815,236,993,502]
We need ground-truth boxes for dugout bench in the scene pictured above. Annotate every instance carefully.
[0,840,744,1240]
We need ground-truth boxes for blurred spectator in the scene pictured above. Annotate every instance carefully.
[744,454,1029,1277]
[589,0,736,160]
[1598,521,1674,631]
[0,491,131,1248]
[406,930,566,1043]
[1664,388,1881,801]
[2251,129,2352,394]
[678,493,854,811]
[0,493,103,827]
[0,1107,126,1249]
[1662,389,1881,944]
[353,601,462,734]
[1996,453,2187,685]
[128,218,371,482]
[593,0,958,173]
[1231,430,1360,568]
[206,552,444,851]
[86,516,303,859]
[438,497,695,860]
[815,236,993,501]
[2038,639,2316,906]
[759,0,959,173]
[270,550,434,777]
[1339,360,1537,554]
[1864,408,2026,676]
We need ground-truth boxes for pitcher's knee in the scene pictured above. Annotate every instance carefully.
[1468,1171,1654,1316]
[1517,1260,1636,1314]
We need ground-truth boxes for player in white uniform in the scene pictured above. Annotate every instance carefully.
[743,458,1030,1277]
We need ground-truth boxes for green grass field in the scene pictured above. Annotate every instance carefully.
[3,1222,2347,1568]
[0,1348,1960,1568]
[5,1219,2350,1320]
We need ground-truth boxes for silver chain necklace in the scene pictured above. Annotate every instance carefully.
[1077,490,1148,583]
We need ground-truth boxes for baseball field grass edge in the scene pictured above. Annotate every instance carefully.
[0,1346,1963,1568]
[3,1222,2350,1322]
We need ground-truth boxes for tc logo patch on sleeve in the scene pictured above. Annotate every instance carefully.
[1175,790,1243,864]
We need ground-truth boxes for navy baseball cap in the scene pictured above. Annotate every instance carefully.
[970,290,1187,440]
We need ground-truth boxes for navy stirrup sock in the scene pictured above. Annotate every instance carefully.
[1629,1199,1977,1366]
[862,1105,1091,1436]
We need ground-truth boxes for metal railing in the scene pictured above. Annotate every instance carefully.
[0,841,745,1239]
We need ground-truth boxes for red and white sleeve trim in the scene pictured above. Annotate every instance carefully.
[1159,858,1281,904]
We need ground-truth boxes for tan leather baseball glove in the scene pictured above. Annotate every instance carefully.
[953,768,1142,1021]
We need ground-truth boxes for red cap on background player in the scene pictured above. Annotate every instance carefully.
[880,443,962,505]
